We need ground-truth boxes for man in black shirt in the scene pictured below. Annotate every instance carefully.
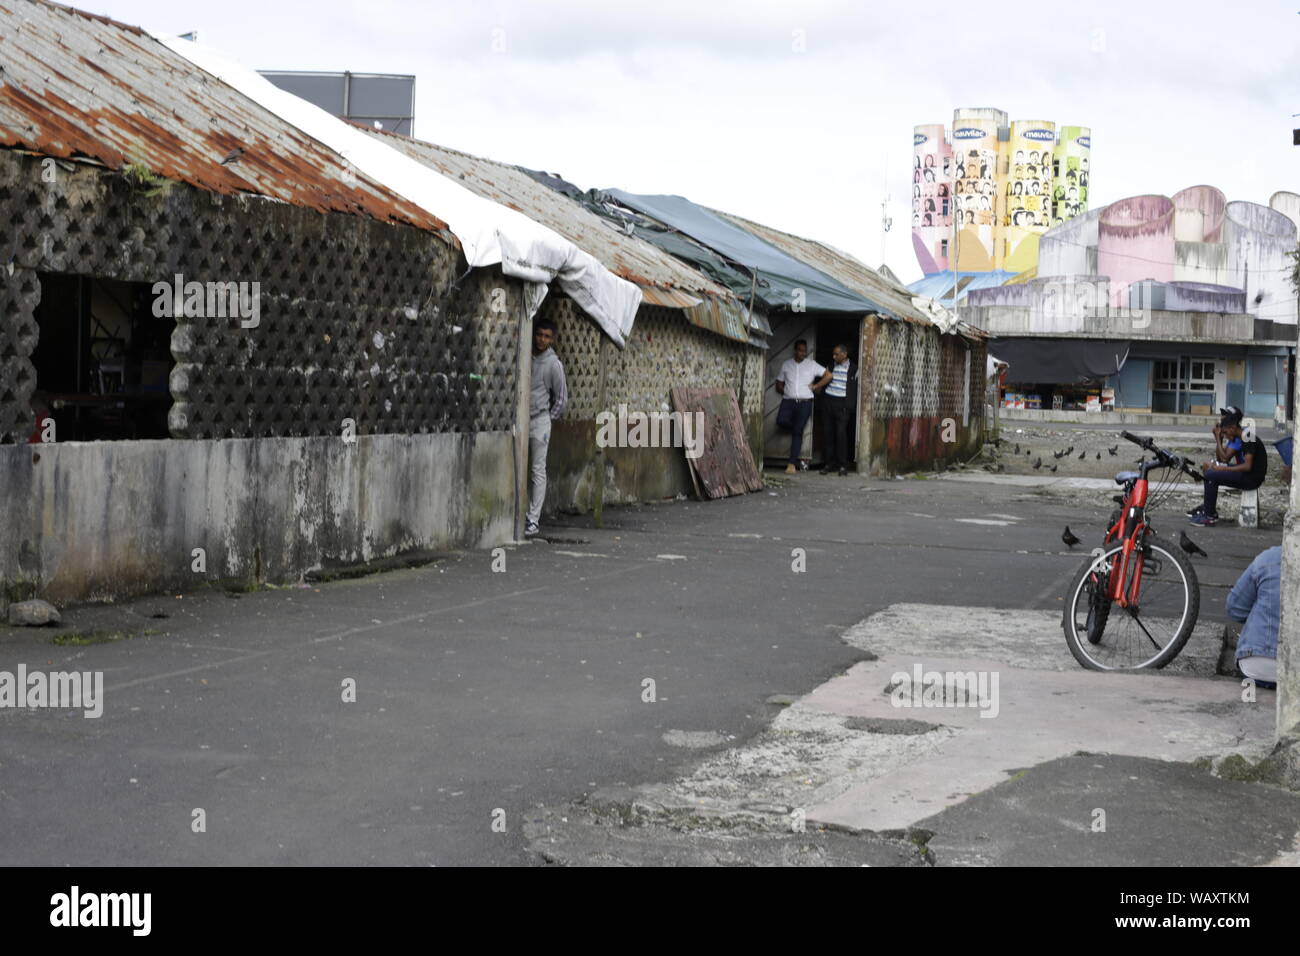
[1190,410,1267,526]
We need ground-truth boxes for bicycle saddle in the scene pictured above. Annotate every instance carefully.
[1114,471,1140,485]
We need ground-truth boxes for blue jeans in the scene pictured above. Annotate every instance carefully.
[787,399,813,465]
[1203,468,1261,515]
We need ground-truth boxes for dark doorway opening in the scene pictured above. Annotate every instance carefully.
[812,316,861,468]
[31,274,174,441]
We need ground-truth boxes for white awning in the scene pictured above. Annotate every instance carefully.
[153,33,641,347]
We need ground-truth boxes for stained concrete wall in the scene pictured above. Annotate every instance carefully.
[1098,195,1176,306]
[1224,201,1298,325]
[1281,355,1300,741]
[0,432,515,608]
[1173,185,1226,243]
[1038,208,1102,277]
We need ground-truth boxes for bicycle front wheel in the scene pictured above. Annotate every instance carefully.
[1062,538,1199,670]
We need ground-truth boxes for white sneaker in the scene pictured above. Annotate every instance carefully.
[524,521,540,537]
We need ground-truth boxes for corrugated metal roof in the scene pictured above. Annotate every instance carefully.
[908,270,1019,307]
[359,126,744,309]
[712,208,938,327]
[0,0,448,234]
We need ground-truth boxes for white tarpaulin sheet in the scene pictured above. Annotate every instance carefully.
[153,34,641,347]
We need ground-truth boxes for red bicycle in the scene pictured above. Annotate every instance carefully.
[1062,431,1204,670]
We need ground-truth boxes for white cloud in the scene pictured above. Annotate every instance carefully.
[93,0,1300,282]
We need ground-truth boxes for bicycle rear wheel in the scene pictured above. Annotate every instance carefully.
[1062,537,1199,670]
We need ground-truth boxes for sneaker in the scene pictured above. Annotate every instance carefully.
[819,467,835,476]
[524,521,540,536]
[785,463,796,474]
[1185,504,1205,518]
[1189,512,1217,527]
[838,468,848,477]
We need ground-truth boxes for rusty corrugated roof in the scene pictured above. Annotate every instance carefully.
[710,208,940,327]
[0,0,449,234]
[360,125,742,307]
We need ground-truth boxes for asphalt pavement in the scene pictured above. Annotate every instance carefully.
[0,462,1287,865]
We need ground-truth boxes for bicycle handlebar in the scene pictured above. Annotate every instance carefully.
[1119,431,1203,482]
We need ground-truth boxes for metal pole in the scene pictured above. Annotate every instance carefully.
[593,336,609,528]
[514,304,533,541]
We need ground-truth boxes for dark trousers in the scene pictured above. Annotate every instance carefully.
[787,399,813,465]
[821,394,851,470]
[1203,468,1262,515]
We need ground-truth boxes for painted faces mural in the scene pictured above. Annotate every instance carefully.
[912,124,953,273]
[910,110,1091,277]
[1053,126,1091,225]
[1000,120,1056,271]
[950,120,998,271]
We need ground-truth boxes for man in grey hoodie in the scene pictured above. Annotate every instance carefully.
[526,317,567,536]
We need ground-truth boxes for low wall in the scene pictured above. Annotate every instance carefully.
[999,408,1219,426]
[864,415,983,475]
[546,411,763,510]
[0,432,515,608]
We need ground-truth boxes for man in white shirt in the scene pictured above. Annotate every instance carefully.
[775,339,832,474]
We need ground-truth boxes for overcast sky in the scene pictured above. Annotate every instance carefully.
[92,0,1300,283]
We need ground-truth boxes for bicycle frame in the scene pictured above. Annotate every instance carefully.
[1102,475,1149,609]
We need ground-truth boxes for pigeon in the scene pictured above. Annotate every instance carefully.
[1054,450,1065,459]
[1108,445,1118,456]
[219,146,245,166]
[1179,530,1207,558]
[1032,457,1042,469]
[1096,452,1101,460]
[1026,449,1032,456]
[1065,446,1074,455]
[1014,443,1020,455]
[1078,451,1087,460]
[1062,526,1080,547]
[1049,464,1058,473]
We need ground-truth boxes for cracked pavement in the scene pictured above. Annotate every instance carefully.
[2,445,1295,865]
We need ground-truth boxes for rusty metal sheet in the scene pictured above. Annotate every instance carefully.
[360,126,747,312]
[681,297,753,345]
[670,386,763,499]
[0,0,448,234]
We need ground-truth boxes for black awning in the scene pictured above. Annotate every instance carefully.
[992,338,1130,384]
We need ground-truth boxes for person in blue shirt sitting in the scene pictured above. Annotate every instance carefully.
[1226,546,1282,688]
[1189,407,1267,526]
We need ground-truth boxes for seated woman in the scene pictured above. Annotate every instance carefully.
[1189,409,1267,526]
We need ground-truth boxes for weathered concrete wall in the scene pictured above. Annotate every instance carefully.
[971,303,1260,342]
[1173,240,1230,287]
[538,295,764,509]
[1280,355,1300,740]
[0,432,514,608]
[1173,185,1227,243]
[1038,208,1102,277]
[1224,201,1298,325]
[1098,195,1176,306]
